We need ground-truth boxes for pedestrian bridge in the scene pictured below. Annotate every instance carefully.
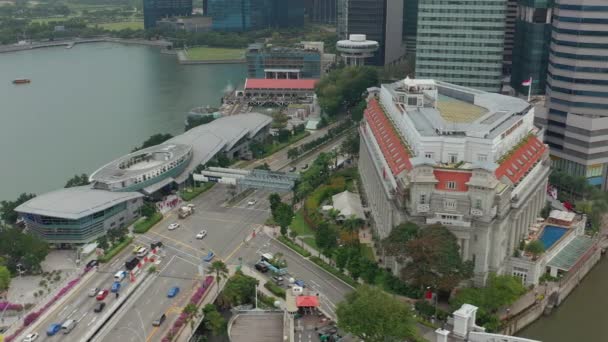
[193,167,299,192]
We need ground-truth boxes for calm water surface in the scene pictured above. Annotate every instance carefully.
[0,43,245,200]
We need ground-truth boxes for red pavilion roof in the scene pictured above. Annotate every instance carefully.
[495,135,547,184]
[244,78,318,90]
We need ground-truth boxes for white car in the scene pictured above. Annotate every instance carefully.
[23,332,39,342]
[247,199,256,206]
[168,223,180,230]
[88,287,100,297]
[196,230,207,239]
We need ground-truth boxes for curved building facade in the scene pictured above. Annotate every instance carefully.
[536,0,608,188]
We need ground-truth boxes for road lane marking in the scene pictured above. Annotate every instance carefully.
[147,231,206,256]
[78,312,88,322]
[87,315,98,327]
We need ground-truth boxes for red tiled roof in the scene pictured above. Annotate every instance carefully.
[434,170,472,192]
[364,98,411,176]
[244,78,318,90]
[495,135,547,184]
[296,296,320,307]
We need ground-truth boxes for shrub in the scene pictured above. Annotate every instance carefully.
[133,212,163,234]
[277,236,311,257]
[264,281,286,299]
[99,236,134,263]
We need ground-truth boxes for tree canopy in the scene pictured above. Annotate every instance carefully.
[0,228,49,274]
[203,304,226,336]
[0,192,36,224]
[64,173,90,188]
[524,240,545,259]
[315,66,378,116]
[217,271,259,309]
[336,285,417,342]
[383,223,473,292]
[133,133,173,151]
[0,265,10,291]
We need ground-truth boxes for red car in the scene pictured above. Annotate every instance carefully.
[96,289,109,301]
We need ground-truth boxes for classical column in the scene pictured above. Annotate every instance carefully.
[463,239,470,260]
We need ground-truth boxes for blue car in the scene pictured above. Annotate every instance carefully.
[47,323,62,336]
[203,251,215,262]
[111,281,121,293]
[167,286,180,298]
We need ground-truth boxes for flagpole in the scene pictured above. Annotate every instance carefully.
[527,77,533,102]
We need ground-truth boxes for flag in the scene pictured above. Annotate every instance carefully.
[522,78,532,86]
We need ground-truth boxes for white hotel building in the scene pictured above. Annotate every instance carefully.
[359,78,551,285]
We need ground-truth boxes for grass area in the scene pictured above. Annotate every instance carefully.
[310,256,358,288]
[99,236,134,263]
[302,237,318,250]
[264,281,286,299]
[133,212,163,234]
[98,21,143,31]
[278,236,311,257]
[360,244,375,262]
[290,210,315,237]
[185,46,245,61]
[30,16,77,24]
[180,182,215,201]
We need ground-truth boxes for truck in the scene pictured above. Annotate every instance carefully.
[178,205,194,219]
[260,260,287,275]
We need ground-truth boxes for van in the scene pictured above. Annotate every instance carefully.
[61,319,76,334]
[114,270,126,281]
[261,253,274,262]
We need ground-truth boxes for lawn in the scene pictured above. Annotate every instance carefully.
[185,46,245,61]
[133,212,163,234]
[30,16,77,24]
[360,244,375,261]
[180,182,215,201]
[291,210,315,237]
[99,21,144,31]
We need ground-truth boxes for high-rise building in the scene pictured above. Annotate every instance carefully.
[311,0,337,24]
[536,0,608,189]
[510,0,553,96]
[143,0,193,29]
[246,43,322,79]
[206,0,304,31]
[503,0,518,74]
[337,0,405,66]
[402,0,418,54]
[414,0,507,92]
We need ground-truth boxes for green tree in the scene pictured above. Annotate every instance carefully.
[0,193,36,224]
[64,173,90,188]
[207,260,229,295]
[315,222,338,254]
[254,162,271,171]
[0,228,49,274]
[287,147,300,160]
[268,193,281,212]
[202,304,226,335]
[96,235,109,250]
[336,285,417,342]
[217,271,258,309]
[315,66,378,116]
[0,265,11,291]
[185,115,215,131]
[274,203,294,236]
[335,248,349,270]
[350,99,367,122]
[133,133,173,151]
[277,129,290,143]
[340,131,360,158]
[141,202,157,218]
[382,222,420,261]
[399,225,473,292]
[525,240,545,260]
[342,216,363,243]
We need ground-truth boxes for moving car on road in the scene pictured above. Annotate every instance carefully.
[23,332,39,342]
[96,289,109,301]
[61,319,76,334]
[114,270,127,281]
[46,324,61,336]
[152,313,166,326]
[132,244,143,254]
[168,222,180,230]
[301,164,309,170]
[203,251,215,262]
[196,230,207,239]
[111,281,121,293]
[93,302,106,313]
[247,199,256,206]
[85,260,99,268]
[136,247,148,258]
[167,286,180,298]
[289,166,297,172]
[88,287,100,297]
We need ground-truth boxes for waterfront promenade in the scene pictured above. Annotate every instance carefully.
[0,37,171,54]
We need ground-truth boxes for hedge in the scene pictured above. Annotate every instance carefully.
[309,256,358,288]
[180,182,215,201]
[264,281,286,299]
[278,236,311,257]
[257,291,279,309]
[133,212,163,234]
[99,236,134,263]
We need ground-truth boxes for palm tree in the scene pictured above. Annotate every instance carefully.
[207,260,229,295]
[343,216,363,243]
[183,303,199,329]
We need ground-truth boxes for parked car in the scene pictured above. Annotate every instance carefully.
[150,241,163,249]
[96,289,109,301]
[46,324,61,336]
[88,287,100,297]
[23,332,39,342]
[111,281,121,293]
[301,164,309,170]
[203,251,215,262]
[247,199,256,206]
[254,263,268,273]
[152,313,166,326]
[196,230,207,239]
[93,302,106,313]
[168,223,180,230]
[289,166,297,172]
[167,286,180,298]
[85,260,99,268]
[272,276,284,285]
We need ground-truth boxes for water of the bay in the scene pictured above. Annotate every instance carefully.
[0,42,246,201]
[518,256,608,341]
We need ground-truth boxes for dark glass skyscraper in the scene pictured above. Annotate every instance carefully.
[207,0,304,31]
[510,0,553,95]
[143,0,192,29]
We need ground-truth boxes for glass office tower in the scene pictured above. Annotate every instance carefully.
[143,0,192,29]
[414,0,507,92]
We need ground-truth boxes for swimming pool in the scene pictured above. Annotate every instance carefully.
[538,225,569,250]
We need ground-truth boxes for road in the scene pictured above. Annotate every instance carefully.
[97,184,272,342]
[25,247,140,342]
